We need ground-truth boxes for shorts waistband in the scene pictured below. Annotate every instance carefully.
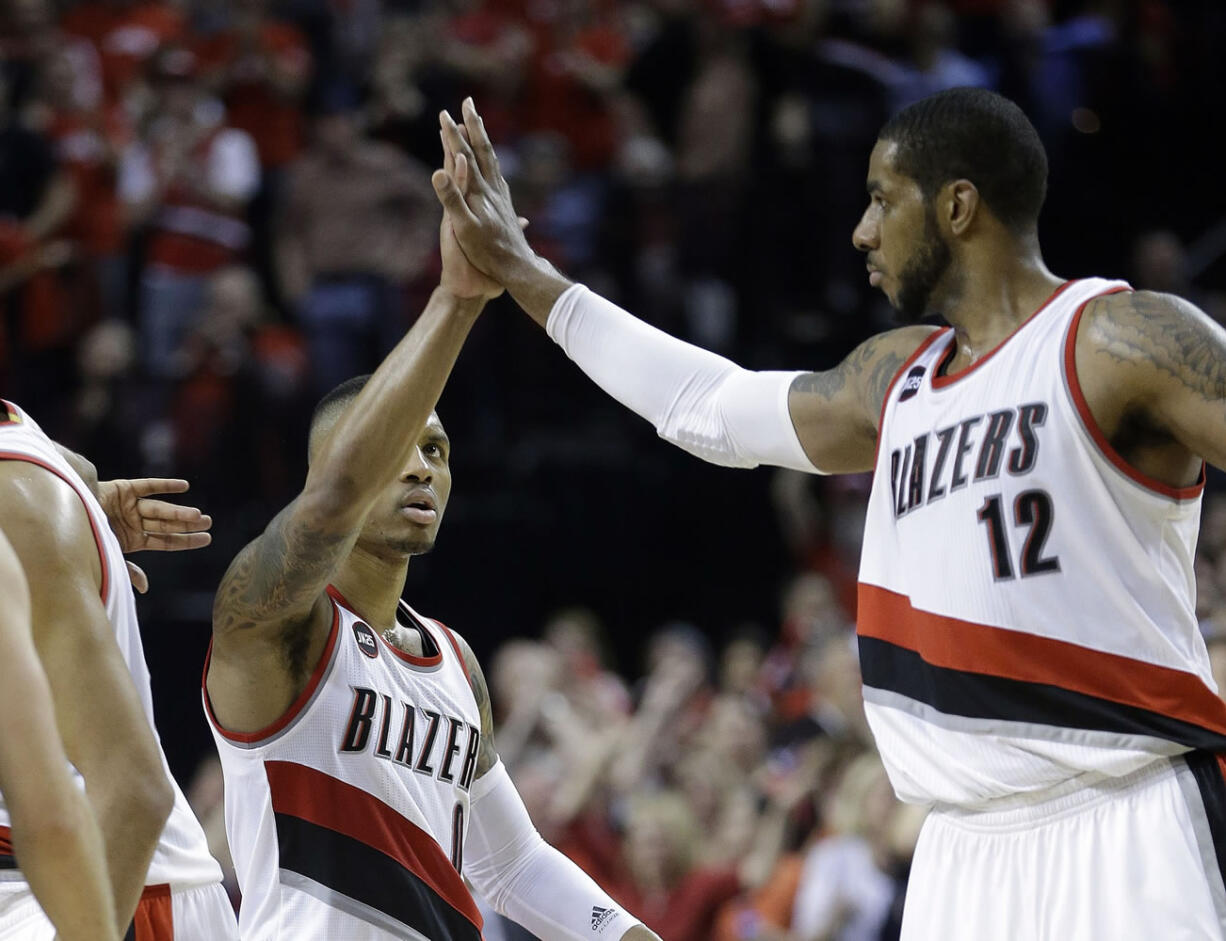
[931,757,1178,832]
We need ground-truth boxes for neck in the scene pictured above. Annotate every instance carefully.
[330,543,410,629]
[939,236,1063,363]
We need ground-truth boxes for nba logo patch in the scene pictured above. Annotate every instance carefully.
[352,621,379,659]
[898,366,926,402]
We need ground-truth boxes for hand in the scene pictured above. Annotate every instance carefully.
[439,133,505,301]
[95,479,212,594]
[433,98,537,286]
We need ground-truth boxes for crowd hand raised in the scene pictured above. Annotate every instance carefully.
[95,478,212,594]
[433,98,536,284]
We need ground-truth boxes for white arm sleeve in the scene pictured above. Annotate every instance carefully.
[465,761,642,940]
[546,284,823,473]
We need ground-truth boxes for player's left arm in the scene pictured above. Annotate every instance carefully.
[1076,290,1226,474]
[451,632,660,941]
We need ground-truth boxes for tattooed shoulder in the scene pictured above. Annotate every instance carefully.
[449,629,498,777]
[1083,290,1226,402]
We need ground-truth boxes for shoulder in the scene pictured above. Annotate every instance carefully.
[0,461,102,587]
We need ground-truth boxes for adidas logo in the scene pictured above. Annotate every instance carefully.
[591,905,616,931]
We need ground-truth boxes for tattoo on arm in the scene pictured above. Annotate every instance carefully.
[790,332,914,424]
[452,632,498,778]
[212,501,351,638]
[1087,290,1226,404]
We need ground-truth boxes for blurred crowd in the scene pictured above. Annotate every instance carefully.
[5,0,1226,938]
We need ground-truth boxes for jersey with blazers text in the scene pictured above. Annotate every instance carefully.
[859,277,1226,808]
[205,586,485,940]
[0,400,223,888]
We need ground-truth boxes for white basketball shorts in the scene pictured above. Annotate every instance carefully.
[0,881,237,940]
[901,754,1226,940]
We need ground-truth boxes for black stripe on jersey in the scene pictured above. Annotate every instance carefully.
[1185,751,1226,895]
[274,813,482,941]
[860,636,1226,751]
[0,853,15,870]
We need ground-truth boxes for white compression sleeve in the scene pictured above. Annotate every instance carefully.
[465,761,641,940]
[546,284,822,473]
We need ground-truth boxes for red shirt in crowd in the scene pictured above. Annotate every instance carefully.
[61,1,186,101]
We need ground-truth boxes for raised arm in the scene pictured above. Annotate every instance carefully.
[449,632,661,941]
[0,464,173,933]
[0,529,119,941]
[433,99,934,476]
[1075,289,1226,483]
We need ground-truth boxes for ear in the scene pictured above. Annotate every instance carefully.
[944,180,979,237]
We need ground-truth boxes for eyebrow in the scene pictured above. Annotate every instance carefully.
[866,180,884,195]
[425,430,450,448]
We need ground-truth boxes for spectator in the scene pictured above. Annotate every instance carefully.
[119,44,259,380]
[61,0,187,106]
[275,83,437,397]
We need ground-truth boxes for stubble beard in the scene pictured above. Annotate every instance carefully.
[895,206,953,324]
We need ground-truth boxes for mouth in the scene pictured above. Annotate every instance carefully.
[867,263,884,288]
[400,491,438,525]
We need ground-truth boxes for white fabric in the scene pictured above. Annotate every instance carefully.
[207,594,482,940]
[858,277,1219,807]
[0,881,237,940]
[547,284,819,472]
[901,758,1226,940]
[207,129,259,200]
[465,761,641,940]
[0,403,225,891]
[791,835,894,941]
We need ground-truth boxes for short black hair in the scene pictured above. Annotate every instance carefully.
[878,88,1048,234]
[308,374,370,458]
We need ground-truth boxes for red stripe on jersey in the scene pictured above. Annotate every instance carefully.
[203,601,340,744]
[930,279,1077,389]
[873,328,950,465]
[1063,288,1206,501]
[0,452,110,603]
[0,825,11,856]
[326,585,444,668]
[264,760,482,931]
[858,583,1226,737]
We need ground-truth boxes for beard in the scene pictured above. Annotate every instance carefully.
[895,206,952,323]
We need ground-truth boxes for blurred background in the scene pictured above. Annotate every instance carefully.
[4,0,1226,937]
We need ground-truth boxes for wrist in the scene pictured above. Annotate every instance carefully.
[433,287,487,320]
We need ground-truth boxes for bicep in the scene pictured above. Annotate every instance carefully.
[787,327,937,474]
[212,490,360,636]
[0,472,161,785]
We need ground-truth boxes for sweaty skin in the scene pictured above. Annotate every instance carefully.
[0,530,118,941]
[434,99,1226,491]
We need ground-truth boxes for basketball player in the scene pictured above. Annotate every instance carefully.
[204,163,661,939]
[0,402,238,940]
[0,528,118,940]
[433,91,1226,939]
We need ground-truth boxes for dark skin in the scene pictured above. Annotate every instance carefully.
[208,171,658,940]
[435,103,1222,489]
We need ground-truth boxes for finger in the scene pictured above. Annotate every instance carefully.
[140,513,213,534]
[519,216,529,230]
[124,478,191,496]
[455,151,469,194]
[137,500,209,523]
[441,129,454,178]
[126,561,148,594]
[139,532,213,551]
[439,110,480,184]
[431,168,480,225]
[461,96,500,184]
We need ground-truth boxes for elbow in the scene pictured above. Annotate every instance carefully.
[101,767,174,839]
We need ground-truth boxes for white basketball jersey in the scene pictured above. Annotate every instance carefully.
[0,400,223,888]
[205,587,485,940]
[859,278,1226,809]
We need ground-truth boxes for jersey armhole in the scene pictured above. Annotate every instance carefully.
[434,621,473,685]
[872,329,951,465]
[1061,288,1206,502]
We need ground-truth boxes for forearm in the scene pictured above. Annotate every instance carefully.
[91,778,173,929]
[309,287,483,501]
[12,789,118,941]
[543,284,816,471]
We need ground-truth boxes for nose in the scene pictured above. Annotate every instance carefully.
[852,207,877,253]
[401,447,433,483]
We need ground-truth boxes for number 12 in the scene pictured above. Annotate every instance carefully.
[976,490,1060,580]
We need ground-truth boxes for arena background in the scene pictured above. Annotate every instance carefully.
[4,1,1226,937]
